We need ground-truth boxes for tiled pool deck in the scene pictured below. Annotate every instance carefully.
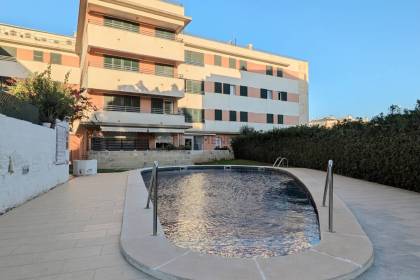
[0,169,419,279]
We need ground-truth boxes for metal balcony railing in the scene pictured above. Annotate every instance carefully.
[104,105,141,113]
[88,18,182,42]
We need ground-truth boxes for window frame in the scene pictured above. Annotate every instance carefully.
[229,57,236,69]
[185,80,204,95]
[239,60,247,71]
[33,50,44,62]
[155,27,175,40]
[240,111,248,122]
[229,110,237,122]
[278,114,284,124]
[240,86,248,97]
[50,53,62,65]
[104,16,139,33]
[280,91,288,101]
[214,55,222,66]
[266,65,273,76]
[215,109,223,121]
[267,113,274,124]
[260,89,268,99]
[185,50,204,66]
[214,82,223,93]
[155,63,174,77]
[277,68,283,77]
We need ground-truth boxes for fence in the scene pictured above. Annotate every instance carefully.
[0,92,39,124]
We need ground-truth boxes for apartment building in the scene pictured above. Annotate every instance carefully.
[0,0,309,159]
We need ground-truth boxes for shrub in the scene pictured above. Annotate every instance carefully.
[232,101,420,192]
[10,66,95,128]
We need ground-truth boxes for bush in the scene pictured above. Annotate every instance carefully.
[232,101,420,192]
[10,66,95,128]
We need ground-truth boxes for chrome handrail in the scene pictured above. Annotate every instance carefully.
[273,157,289,168]
[322,160,334,233]
[145,161,159,236]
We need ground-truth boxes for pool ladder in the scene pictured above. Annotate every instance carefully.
[145,161,159,236]
[273,157,289,168]
[323,160,334,233]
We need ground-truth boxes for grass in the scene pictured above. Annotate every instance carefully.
[196,159,271,166]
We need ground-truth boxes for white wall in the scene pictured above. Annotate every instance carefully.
[0,114,69,213]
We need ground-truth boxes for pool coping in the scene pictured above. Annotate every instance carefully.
[120,166,374,280]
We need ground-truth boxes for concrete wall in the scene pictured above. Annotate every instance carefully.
[88,150,233,170]
[0,115,69,214]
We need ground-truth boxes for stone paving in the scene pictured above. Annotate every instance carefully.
[0,173,153,280]
[0,169,419,279]
[290,169,420,280]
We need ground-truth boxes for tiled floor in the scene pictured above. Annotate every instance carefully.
[289,169,420,280]
[0,173,154,280]
[1,170,419,280]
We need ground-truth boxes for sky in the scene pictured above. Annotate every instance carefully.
[1,0,419,120]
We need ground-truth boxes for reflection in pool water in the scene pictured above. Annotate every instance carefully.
[143,169,320,258]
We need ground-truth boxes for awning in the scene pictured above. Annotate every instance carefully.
[100,126,185,134]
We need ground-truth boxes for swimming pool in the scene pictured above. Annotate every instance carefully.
[142,167,320,258]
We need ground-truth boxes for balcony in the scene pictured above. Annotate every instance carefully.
[86,66,185,98]
[87,21,185,62]
[91,108,190,129]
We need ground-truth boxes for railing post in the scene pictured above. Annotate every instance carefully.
[153,162,158,236]
[329,164,334,233]
[322,160,334,232]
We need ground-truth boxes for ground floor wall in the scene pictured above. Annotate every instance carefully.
[88,150,234,170]
[0,114,69,213]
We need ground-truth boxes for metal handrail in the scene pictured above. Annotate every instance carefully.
[145,161,159,236]
[322,160,334,233]
[273,157,289,168]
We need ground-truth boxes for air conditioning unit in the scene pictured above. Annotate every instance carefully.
[73,160,98,176]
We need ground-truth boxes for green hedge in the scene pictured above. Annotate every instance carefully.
[232,101,420,192]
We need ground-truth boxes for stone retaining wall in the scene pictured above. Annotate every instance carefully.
[88,150,233,170]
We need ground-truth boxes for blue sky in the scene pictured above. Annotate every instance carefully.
[1,0,419,119]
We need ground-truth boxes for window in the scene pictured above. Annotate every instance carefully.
[266,66,273,76]
[279,91,288,101]
[104,55,139,72]
[164,100,173,114]
[50,53,62,65]
[230,85,236,95]
[155,28,175,40]
[151,98,164,114]
[215,109,223,121]
[104,16,139,33]
[185,80,204,95]
[229,58,236,69]
[260,89,268,99]
[214,55,222,66]
[223,83,231,95]
[185,50,204,66]
[277,68,283,77]
[239,60,247,71]
[240,86,248,97]
[229,111,237,122]
[104,95,140,112]
[267,114,274,124]
[267,90,273,100]
[155,64,174,77]
[183,108,205,123]
[240,111,248,122]
[33,51,44,62]
[278,114,284,124]
[215,82,222,93]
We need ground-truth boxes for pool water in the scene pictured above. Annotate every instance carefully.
[144,168,320,258]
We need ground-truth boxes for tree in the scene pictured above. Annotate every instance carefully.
[10,66,95,128]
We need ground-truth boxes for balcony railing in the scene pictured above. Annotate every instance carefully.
[103,105,182,116]
[91,61,177,78]
[104,105,141,113]
[88,18,182,42]
[91,137,149,151]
